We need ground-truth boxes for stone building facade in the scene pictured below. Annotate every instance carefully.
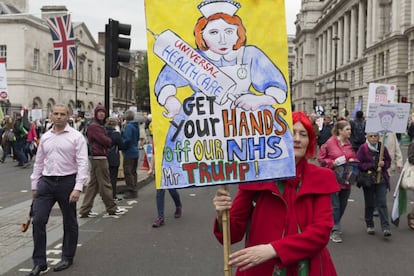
[294,0,414,117]
[0,0,137,118]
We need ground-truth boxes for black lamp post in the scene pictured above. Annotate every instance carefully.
[332,36,339,120]
[75,38,80,110]
[289,62,295,111]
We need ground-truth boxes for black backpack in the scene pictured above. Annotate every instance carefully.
[351,120,366,144]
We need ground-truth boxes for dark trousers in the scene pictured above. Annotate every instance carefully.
[32,174,78,266]
[109,166,119,198]
[363,181,390,231]
[123,157,138,194]
[14,138,28,165]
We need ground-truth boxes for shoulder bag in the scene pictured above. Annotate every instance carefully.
[400,160,414,190]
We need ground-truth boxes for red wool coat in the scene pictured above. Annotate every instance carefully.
[214,159,339,276]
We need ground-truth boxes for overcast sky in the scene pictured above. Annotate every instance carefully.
[29,0,301,50]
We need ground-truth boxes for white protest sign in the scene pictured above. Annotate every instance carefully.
[366,83,396,116]
[0,58,8,101]
[365,103,410,133]
[31,109,42,120]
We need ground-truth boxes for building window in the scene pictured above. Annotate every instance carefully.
[378,52,385,76]
[97,67,101,85]
[350,70,355,88]
[359,67,364,86]
[0,45,6,60]
[79,60,84,86]
[47,53,54,74]
[344,72,348,81]
[385,50,390,75]
[88,61,93,88]
[410,40,414,68]
[33,48,40,71]
[373,55,377,78]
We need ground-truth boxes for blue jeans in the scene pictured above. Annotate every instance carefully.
[362,181,390,231]
[331,189,351,232]
[156,189,181,218]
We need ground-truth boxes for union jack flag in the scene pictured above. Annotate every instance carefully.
[46,14,75,70]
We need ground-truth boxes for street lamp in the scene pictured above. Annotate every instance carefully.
[75,38,80,110]
[332,35,340,120]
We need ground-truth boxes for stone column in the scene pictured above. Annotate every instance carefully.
[358,1,365,58]
[343,12,350,64]
[322,31,327,73]
[367,0,372,46]
[412,0,414,25]
[350,6,357,61]
[338,17,343,66]
[318,36,322,75]
[327,27,332,71]
[391,0,399,33]
[372,0,378,42]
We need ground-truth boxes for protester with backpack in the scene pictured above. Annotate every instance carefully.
[79,105,127,218]
[1,115,15,163]
[349,111,366,153]
[105,117,123,201]
[13,112,30,168]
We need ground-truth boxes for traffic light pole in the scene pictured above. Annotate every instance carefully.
[104,23,110,115]
[104,18,131,115]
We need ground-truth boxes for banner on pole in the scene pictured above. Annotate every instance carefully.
[0,58,8,101]
[145,0,295,189]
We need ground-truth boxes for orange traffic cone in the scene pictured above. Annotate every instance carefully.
[141,151,150,170]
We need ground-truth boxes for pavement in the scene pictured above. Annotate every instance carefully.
[0,165,153,275]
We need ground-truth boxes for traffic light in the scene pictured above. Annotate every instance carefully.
[107,19,131,77]
[401,96,408,103]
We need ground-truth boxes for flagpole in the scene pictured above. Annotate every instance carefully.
[75,38,79,111]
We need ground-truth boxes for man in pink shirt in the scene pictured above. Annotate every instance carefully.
[28,104,89,275]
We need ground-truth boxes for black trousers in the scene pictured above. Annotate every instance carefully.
[32,174,77,266]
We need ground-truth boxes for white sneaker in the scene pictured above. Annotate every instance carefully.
[116,207,128,214]
[330,231,343,243]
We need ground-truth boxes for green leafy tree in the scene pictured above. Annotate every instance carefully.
[136,54,151,112]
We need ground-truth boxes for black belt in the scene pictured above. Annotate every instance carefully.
[43,174,76,182]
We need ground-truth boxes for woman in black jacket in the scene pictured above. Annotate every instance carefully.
[105,117,123,201]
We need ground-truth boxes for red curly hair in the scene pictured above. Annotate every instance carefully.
[194,13,246,51]
[292,111,316,159]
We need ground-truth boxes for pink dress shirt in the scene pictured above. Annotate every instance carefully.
[30,124,89,191]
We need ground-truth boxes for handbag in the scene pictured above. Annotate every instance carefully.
[400,160,414,190]
[356,171,374,188]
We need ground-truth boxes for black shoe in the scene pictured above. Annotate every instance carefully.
[53,259,73,272]
[27,264,47,276]
[123,192,138,199]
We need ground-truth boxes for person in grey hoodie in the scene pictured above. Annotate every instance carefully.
[122,110,140,199]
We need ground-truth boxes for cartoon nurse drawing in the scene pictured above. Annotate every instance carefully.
[152,0,295,188]
[379,110,395,132]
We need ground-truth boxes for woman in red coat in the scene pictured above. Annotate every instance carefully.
[213,112,339,276]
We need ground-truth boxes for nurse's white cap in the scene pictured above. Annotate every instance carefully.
[197,0,241,18]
